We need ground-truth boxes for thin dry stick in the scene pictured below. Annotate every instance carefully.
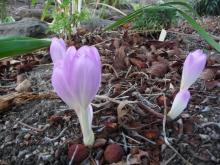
[131,130,156,145]
[162,93,192,165]
[95,95,138,105]
[162,153,177,165]
[123,133,141,144]
[200,122,220,128]
[138,102,164,119]
[69,145,79,165]
[125,65,133,78]
[116,84,137,98]
[128,72,149,79]
[18,121,50,132]
[92,38,113,46]
[102,64,119,78]
[121,132,128,153]
[44,127,68,142]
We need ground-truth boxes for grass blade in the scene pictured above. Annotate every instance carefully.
[161,1,198,16]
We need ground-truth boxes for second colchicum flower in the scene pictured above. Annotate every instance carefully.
[167,49,207,120]
[50,38,101,146]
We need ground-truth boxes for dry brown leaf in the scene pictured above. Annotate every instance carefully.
[201,69,216,81]
[129,58,146,69]
[156,95,171,107]
[149,62,169,77]
[114,46,127,70]
[117,102,129,121]
[144,129,159,140]
[205,80,220,90]
[48,114,64,124]
[113,38,121,49]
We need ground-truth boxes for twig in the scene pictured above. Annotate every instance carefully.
[121,132,128,153]
[138,102,164,119]
[161,153,177,165]
[0,84,16,88]
[125,65,133,78]
[128,72,149,79]
[95,95,138,105]
[116,84,137,98]
[44,127,67,142]
[102,64,119,78]
[18,121,50,132]
[200,122,220,128]
[122,133,141,144]
[92,38,113,46]
[132,91,163,118]
[131,131,156,145]
[69,145,79,165]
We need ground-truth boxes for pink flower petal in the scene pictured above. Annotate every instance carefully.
[180,49,207,90]
[50,37,66,64]
[167,90,191,120]
[52,45,101,111]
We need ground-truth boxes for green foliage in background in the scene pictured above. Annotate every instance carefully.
[33,0,89,38]
[193,0,220,16]
[133,5,177,30]
[0,0,7,21]
[48,1,88,38]
[0,0,15,23]
[105,1,220,53]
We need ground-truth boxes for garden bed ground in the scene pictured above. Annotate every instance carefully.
[0,21,220,165]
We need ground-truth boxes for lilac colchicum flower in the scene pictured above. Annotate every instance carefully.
[180,49,207,90]
[50,38,101,146]
[168,49,207,120]
[167,90,191,120]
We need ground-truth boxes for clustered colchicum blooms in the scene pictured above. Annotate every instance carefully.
[167,49,207,120]
[50,38,101,146]
[50,37,206,145]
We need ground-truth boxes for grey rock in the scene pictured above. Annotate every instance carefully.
[81,17,115,31]
[0,18,48,37]
[15,8,43,21]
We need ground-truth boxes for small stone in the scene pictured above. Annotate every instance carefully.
[24,133,31,140]
[93,138,107,148]
[15,79,32,92]
[13,124,18,129]
[5,121,10,127]
[18,150,29,158]
[104,144,124,164]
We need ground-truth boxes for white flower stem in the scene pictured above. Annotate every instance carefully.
[78,109,94,146]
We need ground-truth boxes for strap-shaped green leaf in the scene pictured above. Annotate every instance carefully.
[0,36,51,59]
[104,4,153,31]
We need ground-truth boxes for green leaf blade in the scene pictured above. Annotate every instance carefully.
[0,36,51,59]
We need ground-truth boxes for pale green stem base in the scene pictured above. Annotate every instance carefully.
[77,109,94,146]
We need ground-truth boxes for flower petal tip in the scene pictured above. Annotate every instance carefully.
[50,37,66,64]
[180,49,207,90]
